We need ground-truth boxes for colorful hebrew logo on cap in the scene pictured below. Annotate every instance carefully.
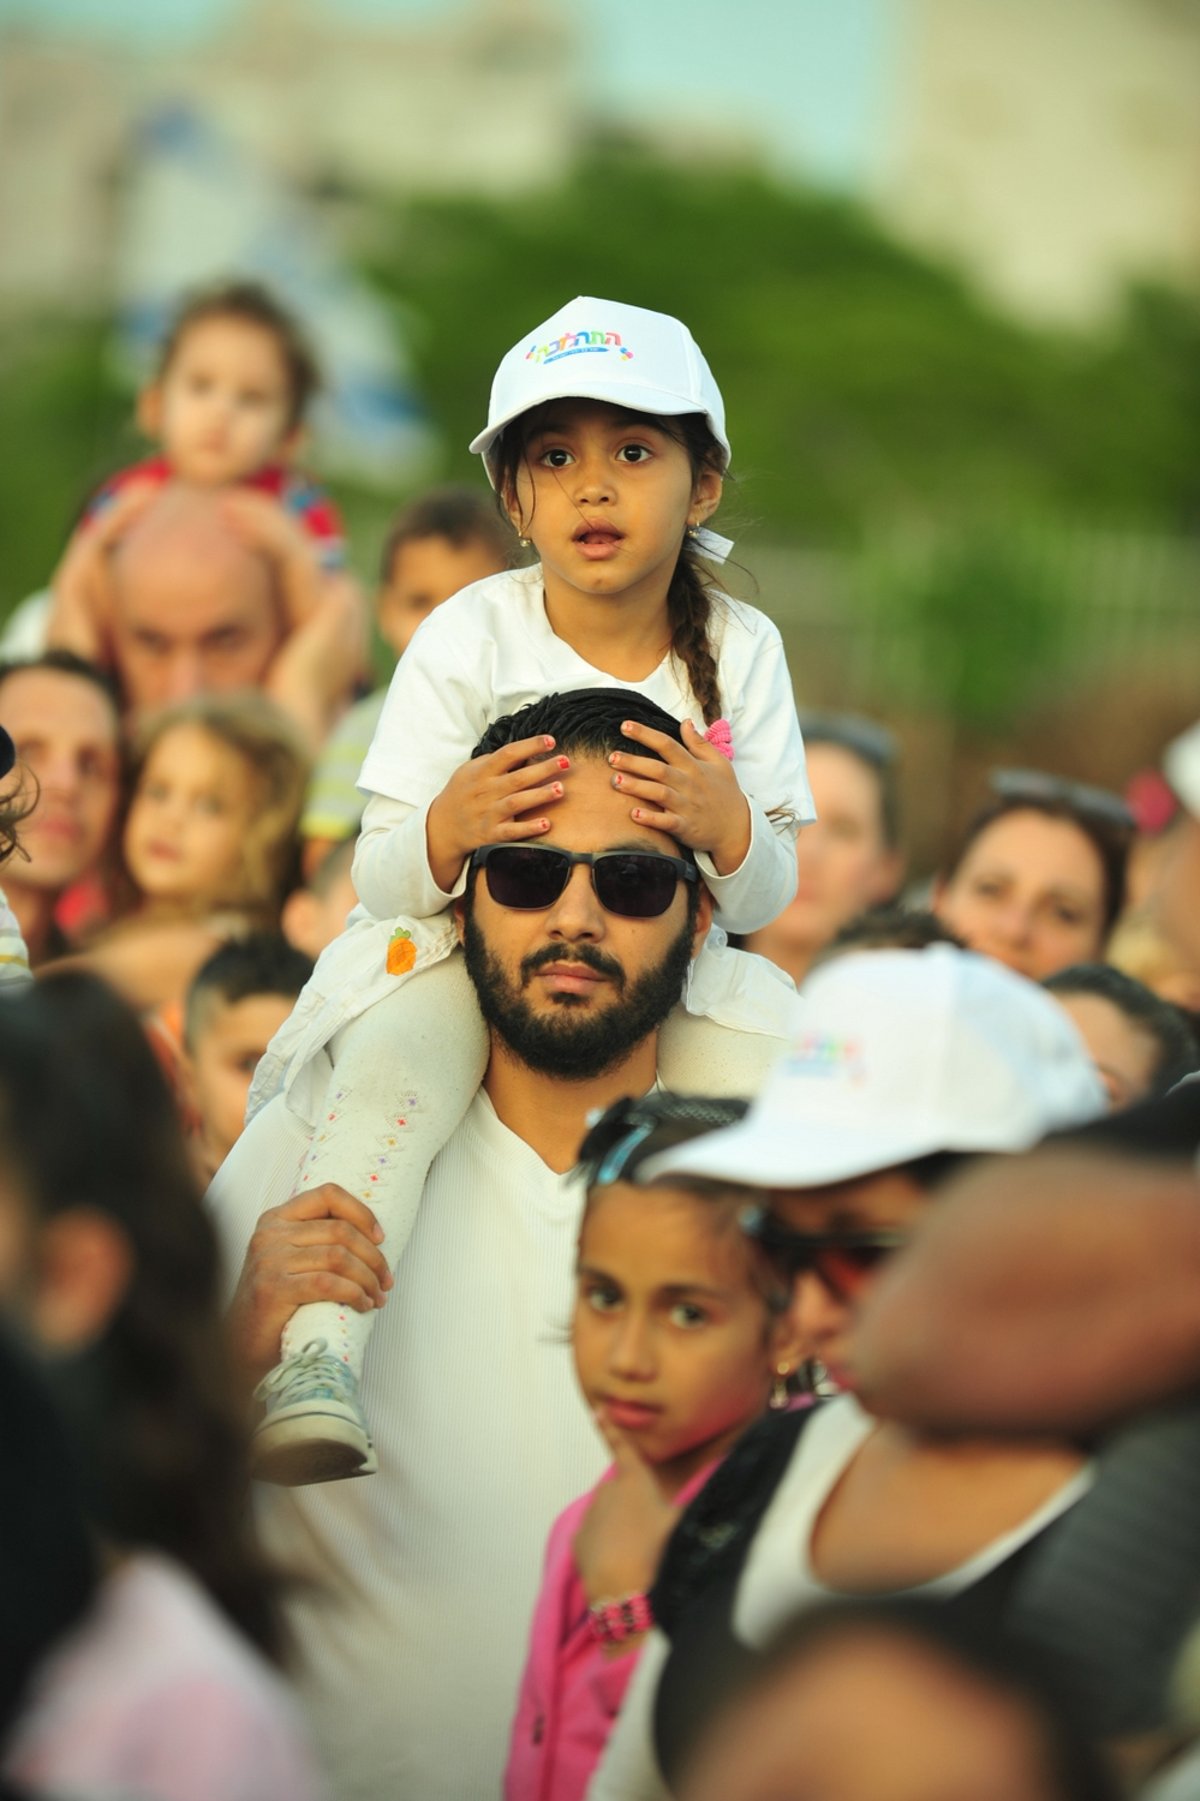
[783,1032,867,1085]
[525,330,634,366]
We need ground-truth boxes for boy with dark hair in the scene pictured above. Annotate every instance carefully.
[183,932,314,1184]
[300,485,516,870]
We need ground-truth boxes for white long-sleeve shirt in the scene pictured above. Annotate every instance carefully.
[353,564,812,936]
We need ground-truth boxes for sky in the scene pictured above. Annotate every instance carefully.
[0,0,895,190]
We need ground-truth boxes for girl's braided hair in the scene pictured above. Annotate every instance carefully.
[492,410,727,724]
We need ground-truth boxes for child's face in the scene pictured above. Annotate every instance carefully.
[504,399,721,621]
[143,316,297,485]
[124,725,258,911]
[573,1180,790,1493]
[187,991,297,1176]
[377,533,507,659]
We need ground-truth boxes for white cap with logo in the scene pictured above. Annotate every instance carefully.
[641,945,1106,1190]
[469,295,730,477]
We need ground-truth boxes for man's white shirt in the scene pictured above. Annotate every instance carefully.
[208,1088,606,1801]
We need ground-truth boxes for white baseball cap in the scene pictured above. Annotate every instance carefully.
[641,945,1106,1190]
[469,296,730,478]
[1164,720,1200,819]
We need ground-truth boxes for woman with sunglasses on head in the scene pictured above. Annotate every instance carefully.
[739,713,905,987]
[587,945,1108,1801]
[504,1092,806,1801]
[933,771,1131,983]
[243,296,811,1488]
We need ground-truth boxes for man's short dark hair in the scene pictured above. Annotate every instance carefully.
[0,649,122,718]
[472,687,686,771]
[184,932,313,1050]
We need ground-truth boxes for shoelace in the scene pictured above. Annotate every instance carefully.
[254,1338,347,1405]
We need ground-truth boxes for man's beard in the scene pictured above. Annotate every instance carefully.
[462,912,694,1081]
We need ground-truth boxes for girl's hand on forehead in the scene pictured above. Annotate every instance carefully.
[573,1410,681,1618]
[425,733,570,894]
[608,718,751,875]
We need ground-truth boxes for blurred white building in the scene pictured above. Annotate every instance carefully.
[0,0,577,311]
[871,0,1200,322]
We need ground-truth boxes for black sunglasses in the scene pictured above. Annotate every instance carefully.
[740,1205,908,1298]
[470,843,698,919]
[989,768,1135,833]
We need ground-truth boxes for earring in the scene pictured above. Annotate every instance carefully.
[517,535,531,549]
[769,1363,791,1411]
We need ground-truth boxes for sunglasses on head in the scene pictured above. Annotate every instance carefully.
[797,711,899,770]
[989,768,1135,833]
[470,842,698,919]
[739,1205,908,1299]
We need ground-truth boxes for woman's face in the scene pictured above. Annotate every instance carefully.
[769,1168,929,1394]
[934,809,1109,981]
[756,746,901,970]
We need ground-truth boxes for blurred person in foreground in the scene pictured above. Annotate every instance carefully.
[740,713,904,986]
[677,1600,1120,1801]
[0,975,321,1801]
[588,946,1106,1801]
[48,281,363,740]
[933,770,1130,981]
[0,654,122,966]
[0,1326,99,1801]
[300,487,518,875]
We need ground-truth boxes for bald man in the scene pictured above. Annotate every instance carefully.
[108,485,286,714]
[50,483,362,739]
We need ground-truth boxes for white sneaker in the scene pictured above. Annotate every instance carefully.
[252,1340,376,1485]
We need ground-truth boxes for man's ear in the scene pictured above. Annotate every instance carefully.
[30,1209,133,1355]
[690,882,714,958]
[135,383,162,440]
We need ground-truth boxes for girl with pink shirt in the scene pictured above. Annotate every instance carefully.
[505,1092,805,1801]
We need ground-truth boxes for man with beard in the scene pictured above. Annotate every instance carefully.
[207,688,787,1801]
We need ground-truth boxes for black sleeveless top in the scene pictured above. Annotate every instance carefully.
[649,1406,1072,1791]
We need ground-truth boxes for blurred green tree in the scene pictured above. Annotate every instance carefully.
[3,147,1197,733]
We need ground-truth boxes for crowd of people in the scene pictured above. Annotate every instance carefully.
[0,278,1197,1801]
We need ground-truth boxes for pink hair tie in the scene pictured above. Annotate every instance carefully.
[703,718,734,761]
